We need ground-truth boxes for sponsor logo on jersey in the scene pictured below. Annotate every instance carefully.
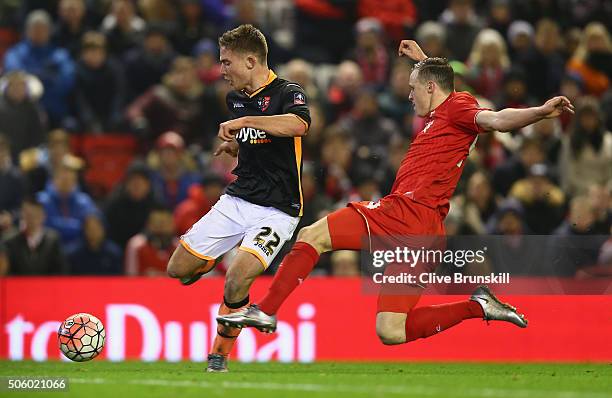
[293,92,305,105]
[232,102,244,108]
[257,96,271,111]
[235,127,272,145]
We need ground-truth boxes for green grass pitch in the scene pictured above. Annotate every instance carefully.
[1,361,611,398]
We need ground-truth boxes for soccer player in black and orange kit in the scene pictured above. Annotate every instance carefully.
[219,40,574,345]
[166,24,310,372]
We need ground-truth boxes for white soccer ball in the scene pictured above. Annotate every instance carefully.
[58,313,105,362]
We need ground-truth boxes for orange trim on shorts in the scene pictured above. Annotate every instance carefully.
[238,246,268,270]
[179,239,215,261]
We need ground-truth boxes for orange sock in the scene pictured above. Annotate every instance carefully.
[210,296,249,357]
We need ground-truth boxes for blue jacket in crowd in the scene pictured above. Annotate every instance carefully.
[36,183,99,245]
[4,40,75,123]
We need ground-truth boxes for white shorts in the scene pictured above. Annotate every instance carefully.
[180,194,300,269]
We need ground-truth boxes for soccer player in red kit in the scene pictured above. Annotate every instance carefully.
[218,40,574,344]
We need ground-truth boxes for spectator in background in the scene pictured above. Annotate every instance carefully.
[466,28,509,100]
[325,60,363,123]
[149,131,200,209]
[0,247,7,276]
[552,196,608,276]
[73,31,125,132]
[193,38,222,85]
[440,0,481,62]
[415,21,448,59]
[125,205,177,276]
[0,135,24,218]
[486,199,544,275]
[293,0,355,64]
[174,173,225,235]
[562,27,583,62]
[567,22,612,97]
[173,0,218,55]
[66,214,123,274]
[0,71,45,160]
[316,126,354,202]
[521,19,565,102]
[349,18,390,89]
[3,10,75,128]
[3,197,68,275]
[494,68,534,113]
[451,171,499,235]
[560,97,612,197]
[126,57,207,146]
[506,20,534,64]
[123,24,175,101]
[487,0,512,38]
[105,162,159,249]
[588,184,612,235]
[358,0,416,44]
[493,137,546,196]
[298,161,333,228]
[378,59,413,137]
[509,163,565,234]
[137,0,176,24]
[20,129,84,194]
[524,118,562,166]
[101,0,146,57]
[52,0,90,57]
[36,160,99,245]
[339,89,400,164]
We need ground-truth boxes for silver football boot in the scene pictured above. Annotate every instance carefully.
[470,285,528,328]
[216,304,277,333]
[206,353,228,373]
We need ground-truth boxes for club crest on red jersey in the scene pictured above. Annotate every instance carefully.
[258,96,271,111]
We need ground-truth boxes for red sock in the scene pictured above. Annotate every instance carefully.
[405,300,484,342]
[258,242,319,315]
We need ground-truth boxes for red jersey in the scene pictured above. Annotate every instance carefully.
[391,91,488,216]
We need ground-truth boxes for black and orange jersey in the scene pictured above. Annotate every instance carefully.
[225,71,311,217]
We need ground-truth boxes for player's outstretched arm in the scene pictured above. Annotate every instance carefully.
[398,40,428,61]
[476,96,575,132]
[217,114,307,141]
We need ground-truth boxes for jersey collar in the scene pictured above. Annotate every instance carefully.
[243,70,277,98]
[426,91,455,119]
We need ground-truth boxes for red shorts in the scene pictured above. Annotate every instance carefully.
[327,194,445,314]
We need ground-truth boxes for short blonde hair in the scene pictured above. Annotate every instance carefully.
[467,28,510,69]
[572,22,612,62]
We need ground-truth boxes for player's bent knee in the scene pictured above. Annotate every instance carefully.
[376,326,405,345]
[376,313,407,345]
[296,222,332,253]
[166,245,202,279]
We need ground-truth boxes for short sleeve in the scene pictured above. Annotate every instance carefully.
[281,83,311,128]
[448,93,490,134]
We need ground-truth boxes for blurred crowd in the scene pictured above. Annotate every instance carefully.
[0,0,611,278]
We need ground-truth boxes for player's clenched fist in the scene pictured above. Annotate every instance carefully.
[214,140,239,157]
[398,40,428,61]
[217,119,243,141]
